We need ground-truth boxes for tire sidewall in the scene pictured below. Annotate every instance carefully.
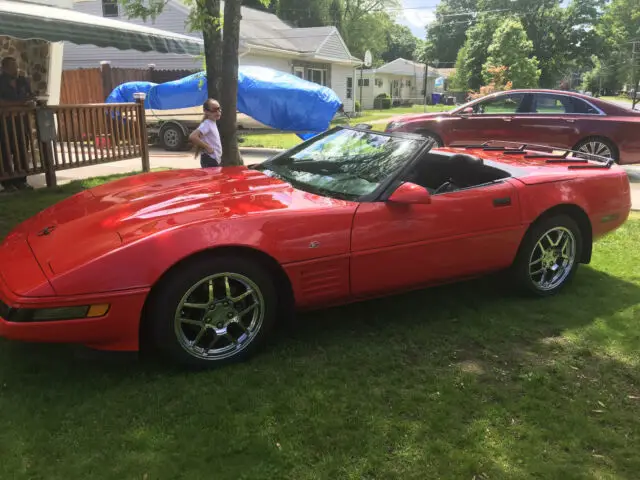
[148,255,278,369]
[513,215,583,297]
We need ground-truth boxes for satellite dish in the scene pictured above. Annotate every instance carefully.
[364,50,372,68]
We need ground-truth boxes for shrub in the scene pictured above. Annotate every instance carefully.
[374,93,392,110]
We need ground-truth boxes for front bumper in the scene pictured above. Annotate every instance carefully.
[0,276,149,351]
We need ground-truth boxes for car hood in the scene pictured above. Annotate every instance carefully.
[21,167,348,277]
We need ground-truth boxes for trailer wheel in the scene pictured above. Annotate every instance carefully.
[159,123,186,151]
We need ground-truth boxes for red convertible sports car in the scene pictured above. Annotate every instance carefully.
[0,127,632,368]
[385,89,640,165]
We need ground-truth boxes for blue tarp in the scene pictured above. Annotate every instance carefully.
[106,66,342,139]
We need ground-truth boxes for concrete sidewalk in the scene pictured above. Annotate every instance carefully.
[23,147,276,189]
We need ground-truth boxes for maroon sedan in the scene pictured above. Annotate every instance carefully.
[385,89,640,164]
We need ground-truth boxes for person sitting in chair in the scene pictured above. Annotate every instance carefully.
[0,56,35,191]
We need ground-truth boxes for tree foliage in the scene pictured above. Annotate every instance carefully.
[483,17,541,88]
[431,0,609,90]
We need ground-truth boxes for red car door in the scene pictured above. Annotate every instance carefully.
[448,92,530,145]
[350,181,525,298]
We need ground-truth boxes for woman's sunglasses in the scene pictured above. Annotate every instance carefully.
[205,106,222,113]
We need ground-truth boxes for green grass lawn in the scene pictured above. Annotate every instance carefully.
[239,105,456,150]
[1,174,640,479]
[601,95,634,104]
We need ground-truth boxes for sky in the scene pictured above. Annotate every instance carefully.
[396,0,439,39]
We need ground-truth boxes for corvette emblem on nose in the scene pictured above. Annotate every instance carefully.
[37,226,56,236]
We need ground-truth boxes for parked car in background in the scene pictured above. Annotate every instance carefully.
[0,127,631,369]
[386,89,640,164]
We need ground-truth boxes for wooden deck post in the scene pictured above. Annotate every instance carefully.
[134,93,150,173]
[35,102,58,188]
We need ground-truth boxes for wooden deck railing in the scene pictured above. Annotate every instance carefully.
[0,106,45,181]
[0,97,149,187]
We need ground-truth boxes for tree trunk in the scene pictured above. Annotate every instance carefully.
[219,0,243,166]
[202,0,222,99]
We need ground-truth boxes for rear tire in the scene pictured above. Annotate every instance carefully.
[511,215,583,297]
[159,123,186,151]
[146,255,278,369]
[573,137,618,163]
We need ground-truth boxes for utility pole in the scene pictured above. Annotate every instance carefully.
[632,41,639,110]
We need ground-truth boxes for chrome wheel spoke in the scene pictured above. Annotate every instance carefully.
[238,303,258,318]
[208,280,215,303]
[231,289,254,303]
[224,276,232,298]
[179,318,205,327]
[183,302,208,310]
[191,326,208,347]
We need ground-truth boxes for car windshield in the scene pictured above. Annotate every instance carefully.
[254,128,424,201]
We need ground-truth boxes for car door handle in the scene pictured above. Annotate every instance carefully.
[493,197,511,207]
[502,117,512,122]
[565,119,575,123]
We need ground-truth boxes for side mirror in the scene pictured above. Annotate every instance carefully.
[388,182,431,205]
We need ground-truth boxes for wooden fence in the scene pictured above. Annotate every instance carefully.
[60,63,197,105]
[0,100,149,186]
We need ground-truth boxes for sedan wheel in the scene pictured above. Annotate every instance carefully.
[511,215,583,296]
[574,138,617,163]
[417,131,443,148]
[147,255,278,368]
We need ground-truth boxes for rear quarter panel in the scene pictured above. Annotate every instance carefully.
[516,168,631,239]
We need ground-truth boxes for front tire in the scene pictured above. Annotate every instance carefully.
[511,215,583,297]
[416,130,443,148]
[147,255,278,369]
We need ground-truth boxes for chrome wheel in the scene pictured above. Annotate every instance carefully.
[528,227,576,292]
[174,273,265,361]
[576,140,613,160]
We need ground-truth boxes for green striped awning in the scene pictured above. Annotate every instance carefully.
[0,0,203,56]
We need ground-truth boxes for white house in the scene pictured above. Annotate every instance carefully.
[357,58,437,110]
[63,1,362,112]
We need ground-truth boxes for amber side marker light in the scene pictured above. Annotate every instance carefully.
[87,304,110,318]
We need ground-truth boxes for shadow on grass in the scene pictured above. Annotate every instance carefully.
[0,266,638,478]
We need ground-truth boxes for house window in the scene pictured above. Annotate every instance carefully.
[357,78,370,87]
[293,66,304,79]
[375,78,383,87]
[102,0,119,17]
[346,77,353,99]
[306,68,327,86]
